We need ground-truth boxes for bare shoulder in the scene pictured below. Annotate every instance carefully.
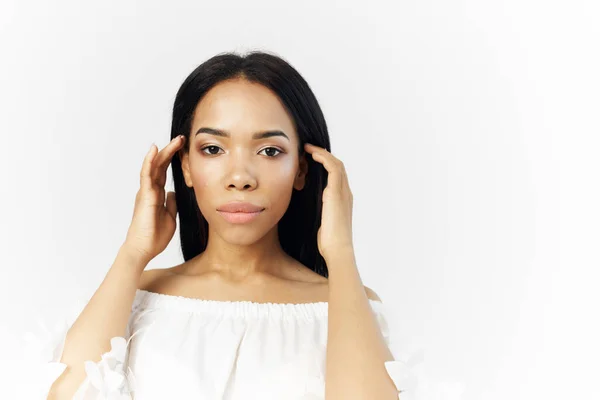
[364,285,383,302]
[138,267,173,291]
[286,261,382,303]
[283,260,329,284]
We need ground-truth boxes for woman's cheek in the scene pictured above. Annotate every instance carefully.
[272,157,296,178]
[191,171,214,219]
[263,163,295,189]
[190,167,212,189]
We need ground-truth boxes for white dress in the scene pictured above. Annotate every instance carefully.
[22,288,412,399]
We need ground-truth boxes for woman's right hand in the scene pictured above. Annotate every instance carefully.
[123,135,187,264]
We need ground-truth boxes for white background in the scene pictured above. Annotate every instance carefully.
[1,0,599,399]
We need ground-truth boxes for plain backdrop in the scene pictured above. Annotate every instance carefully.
[1,0,599,399]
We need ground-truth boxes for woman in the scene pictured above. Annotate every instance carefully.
[26,51,407,399]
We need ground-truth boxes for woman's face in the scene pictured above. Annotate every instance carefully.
[180,78,308,245]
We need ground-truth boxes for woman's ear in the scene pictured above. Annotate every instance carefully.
[293,153,308,191]
[179,150,193,188]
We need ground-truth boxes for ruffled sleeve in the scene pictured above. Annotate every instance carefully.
[21,297,136,399]
[371,300,418,399]
[371,301,467,400]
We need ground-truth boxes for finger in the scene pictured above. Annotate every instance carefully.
[140,144,158,189]
[165,191,177,220]
[306,145,345,188]
[152,135,186,185]
[304,143,340,164]
[307,147,341,173]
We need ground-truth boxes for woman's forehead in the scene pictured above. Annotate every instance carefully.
[192,79,296,140]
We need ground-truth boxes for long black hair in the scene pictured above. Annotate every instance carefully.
[169,51,331,278]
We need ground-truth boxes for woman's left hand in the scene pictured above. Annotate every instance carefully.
[304,143,354,260]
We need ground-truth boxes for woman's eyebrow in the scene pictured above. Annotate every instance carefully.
[195,127,289,141]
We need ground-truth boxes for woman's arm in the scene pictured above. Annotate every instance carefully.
[325,248,399,400]
[45,138,185,399]
[46,244,147,400]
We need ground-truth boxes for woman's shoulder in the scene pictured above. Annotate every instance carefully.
[138,266,172,292]
[137,262,381,305]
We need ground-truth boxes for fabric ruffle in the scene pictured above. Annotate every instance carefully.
[371,301,467,400]
[21,298,136,399]
[19,290,466,400]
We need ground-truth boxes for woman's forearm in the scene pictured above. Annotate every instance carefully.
[325,249,398,399]
[47,244,148,400]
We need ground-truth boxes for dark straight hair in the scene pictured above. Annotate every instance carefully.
[169,51,331,278]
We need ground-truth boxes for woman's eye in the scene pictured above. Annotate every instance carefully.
[258,147,283,157]
[200,145,223,155]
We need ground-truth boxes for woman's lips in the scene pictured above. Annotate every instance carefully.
[217,210,263,224]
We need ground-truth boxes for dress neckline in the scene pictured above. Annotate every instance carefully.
[136,288,331,306]
[132,289,384,320]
